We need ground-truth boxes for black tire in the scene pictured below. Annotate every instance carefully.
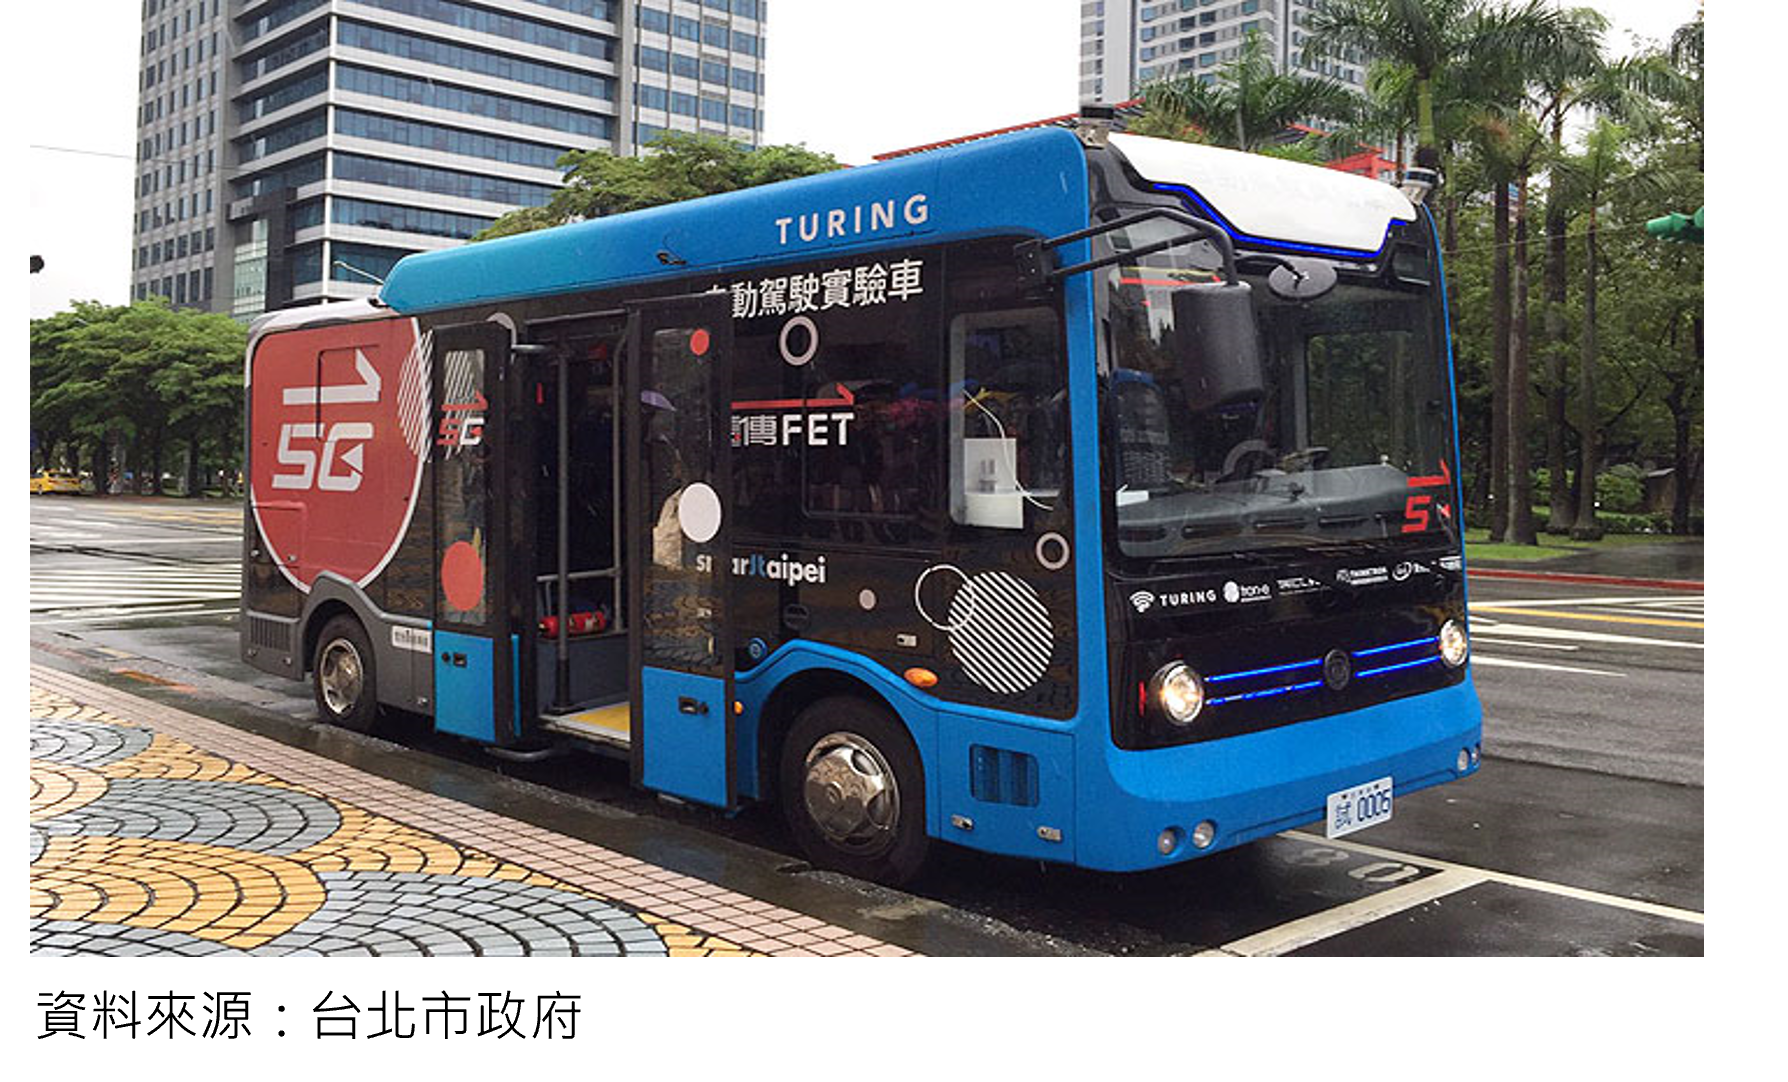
[312,614,381,734]
[779,695,929,886]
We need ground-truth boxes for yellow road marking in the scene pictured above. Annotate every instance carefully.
[1470,605,1703,630]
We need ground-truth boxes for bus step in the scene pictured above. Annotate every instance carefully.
[541,702,631,750]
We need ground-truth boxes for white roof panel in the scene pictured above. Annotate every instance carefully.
[1108,133,1416,255]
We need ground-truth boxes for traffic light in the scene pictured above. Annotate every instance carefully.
[1646,206,1704,243]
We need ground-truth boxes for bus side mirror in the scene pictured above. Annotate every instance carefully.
[1172,282,1265,413]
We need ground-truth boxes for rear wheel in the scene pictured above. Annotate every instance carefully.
[312,615,381,733]
[779,695,929,886]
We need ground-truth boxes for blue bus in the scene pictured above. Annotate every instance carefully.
[241,120,1480,884]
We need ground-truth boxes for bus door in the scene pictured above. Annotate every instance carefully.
[431,321,529,745]
[623,295,735,807]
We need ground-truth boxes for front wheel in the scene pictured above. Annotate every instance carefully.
[312,615,381,733]
[779,695,929,886]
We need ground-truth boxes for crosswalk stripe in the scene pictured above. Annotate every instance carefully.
[30,563,242,612]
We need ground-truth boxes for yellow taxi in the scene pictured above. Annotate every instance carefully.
[29,469,84,495]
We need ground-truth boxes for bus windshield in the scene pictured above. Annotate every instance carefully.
[1100,215,1458,564]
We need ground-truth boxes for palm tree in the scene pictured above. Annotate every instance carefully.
[1302,0,1576,176]
[1652,15,1704,172]
[1548,119,1672,539]
[1525,10,1682,534]
[1138,31,1362,153]
[1494,8,1605,544]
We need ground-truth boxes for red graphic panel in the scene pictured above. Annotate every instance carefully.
[249,317,428,591]
[440,539,486,613]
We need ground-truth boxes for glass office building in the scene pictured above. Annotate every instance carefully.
[131,0,768,316]
[1078,0,1367,105]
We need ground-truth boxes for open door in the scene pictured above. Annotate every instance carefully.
[624,294,735,807]
[431,320,530,745]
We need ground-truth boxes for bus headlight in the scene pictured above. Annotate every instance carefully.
[1151,661,1206,726]
[1438,619,1469,668]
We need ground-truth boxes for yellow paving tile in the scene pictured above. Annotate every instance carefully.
[30,760,110,821]
[31,836,326,948]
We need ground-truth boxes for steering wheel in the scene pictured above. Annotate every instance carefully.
[1220,439,1276,482]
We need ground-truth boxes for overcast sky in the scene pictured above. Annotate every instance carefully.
[24,0,1710,319]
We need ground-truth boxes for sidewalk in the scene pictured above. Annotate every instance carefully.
[29,665,913,958]
[1469,538,1704,588]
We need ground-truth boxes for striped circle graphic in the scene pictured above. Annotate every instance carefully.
[945,571,1054,695]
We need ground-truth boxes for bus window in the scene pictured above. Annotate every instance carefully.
[947,307,1065,529]
[727,256,944,548]
[436,346,490,626]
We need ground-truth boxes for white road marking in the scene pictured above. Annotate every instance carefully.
[1468,635,1580,651]
[1204,869,1486,957]
[1209,819,1703,955]
[1468,620,1702,651]
[1471,655,1625,677]
[29,562,242,611]
[31,606,239,626]
[33,535,238,546]
[1471,595,1702,609]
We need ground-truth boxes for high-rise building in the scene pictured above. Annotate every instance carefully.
[1078,0,1368,106]
[130,0,768,317]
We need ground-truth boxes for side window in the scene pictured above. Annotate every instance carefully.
[948,307,1066,529]
[727,253,945,547]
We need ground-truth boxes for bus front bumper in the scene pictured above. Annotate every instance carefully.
[1071,678,1483,873]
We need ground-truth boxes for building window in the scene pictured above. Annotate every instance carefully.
[337,21,614,99]
[332,152,559,207]
[332,197,495,240]
[331,241,413,284]
[337,65,614,139]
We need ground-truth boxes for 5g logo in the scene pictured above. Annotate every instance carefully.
[270,349,380,493]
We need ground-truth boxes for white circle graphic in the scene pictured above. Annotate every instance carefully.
[858,589,877,611]
[779,315,819,366]
[913,564,974,632]
[1036,531,1071,571]
[678,482,722,543]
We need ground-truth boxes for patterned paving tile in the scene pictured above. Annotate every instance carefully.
[27,668,912,958]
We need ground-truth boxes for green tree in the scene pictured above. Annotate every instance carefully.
[1496,7,1605,544]
[1547,119,1649,537]
[30,299,246,496]
[473,132,842,241]
[1302,0,1574,173]
[1529,12,1679,534]
[1136,30,1361,152]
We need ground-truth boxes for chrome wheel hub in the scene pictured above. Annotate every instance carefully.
[802,731,900,855]
[318,639,364,716]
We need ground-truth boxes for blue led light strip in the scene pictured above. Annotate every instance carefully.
[1206,657,1323,684]
[1355,656,1444,680]
[1149,181,1396,261]
[1204,633,1442,707]
[1351,635,1439,659]
[1209,679,1324,707]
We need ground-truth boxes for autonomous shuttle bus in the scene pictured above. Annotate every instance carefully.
[241,122,1480,884]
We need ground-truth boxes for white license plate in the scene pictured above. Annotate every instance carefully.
[1326,776,1394,838]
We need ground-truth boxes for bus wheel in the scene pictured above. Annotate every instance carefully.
[312,615,380,733]
[779,696,929,886]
